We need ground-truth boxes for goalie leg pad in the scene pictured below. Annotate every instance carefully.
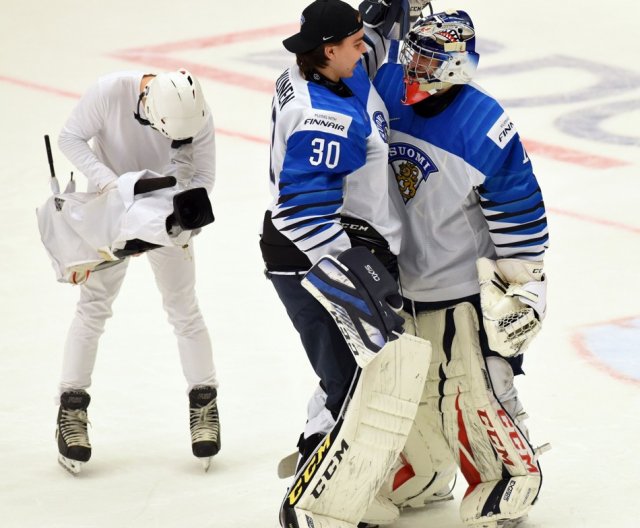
[380,402,458,510]
[415,303,542,526]
[485,356,529,440]
[372,311,457,511]
[359,494,400,526]
[280,333,431,527]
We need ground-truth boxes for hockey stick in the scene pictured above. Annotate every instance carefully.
[44,134,55,178]
[44,134,60,194]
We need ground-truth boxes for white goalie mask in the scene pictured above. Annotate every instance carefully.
[143,69,207,140]
[400,10,479,104]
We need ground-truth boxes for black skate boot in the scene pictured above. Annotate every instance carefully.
[189,386,220,471]
[56,390,91,475]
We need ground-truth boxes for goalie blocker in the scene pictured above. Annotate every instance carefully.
[301,246,404,368]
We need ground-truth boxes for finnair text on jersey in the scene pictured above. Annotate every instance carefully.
[303,118,345,132]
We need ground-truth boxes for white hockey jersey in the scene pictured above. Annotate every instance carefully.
[57,70,215,193]
[374,63,549,302]
[267,63,401,266]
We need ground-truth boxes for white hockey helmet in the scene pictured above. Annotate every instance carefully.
[143,69,207,140]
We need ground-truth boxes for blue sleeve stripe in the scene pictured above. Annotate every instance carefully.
[278,188,343,207]
[493,233,549,248]
[285,204,343,221]
[292,222,334,243]
[485,203,545,223]
[480,189,543,212]
[481,193,544,215]
[306,230,344,252]
[479,186,540,207]
[279,214,341,232]
[272,199,342,219]
[279,178,344,192]
[489,217,547,235]
[499,249,546,259]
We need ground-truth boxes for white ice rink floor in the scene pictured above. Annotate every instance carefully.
[1,1,639,526]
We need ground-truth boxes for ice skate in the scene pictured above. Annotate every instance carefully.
[56,390,91,475]
[189,386,220,471]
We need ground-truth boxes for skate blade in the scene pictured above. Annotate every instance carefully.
[200,457,212,472]
[58,454,84,475]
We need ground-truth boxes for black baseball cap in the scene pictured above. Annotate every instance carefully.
[283,0,364,54]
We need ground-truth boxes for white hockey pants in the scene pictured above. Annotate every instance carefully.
[57,243,217,400]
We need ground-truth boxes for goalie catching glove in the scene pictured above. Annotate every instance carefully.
[477,257,547,357]
[302,246,404,368]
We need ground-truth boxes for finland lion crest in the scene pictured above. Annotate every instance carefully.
[389,143,437,203]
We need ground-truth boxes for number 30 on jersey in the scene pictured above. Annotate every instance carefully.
[309,138,341,169]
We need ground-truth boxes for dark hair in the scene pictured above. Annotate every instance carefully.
[296,44,330,79]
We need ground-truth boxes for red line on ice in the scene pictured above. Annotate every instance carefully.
[548,207,640,234]
[571,326,640,388]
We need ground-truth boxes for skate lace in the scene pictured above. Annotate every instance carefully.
[59,409,91,447]
[190,399,219,443]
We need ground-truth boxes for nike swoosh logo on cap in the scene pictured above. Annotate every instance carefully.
[322,36,334,41]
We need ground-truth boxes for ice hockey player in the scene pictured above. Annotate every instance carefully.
[372,8,551,527]
[54,69,220,474]
[259,1,433,527]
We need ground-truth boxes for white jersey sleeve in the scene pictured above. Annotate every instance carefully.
[58,80,119,191]
[183,107,216,193]
[58,71,216,195]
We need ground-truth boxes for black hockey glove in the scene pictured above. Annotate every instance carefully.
[358,0,409,38]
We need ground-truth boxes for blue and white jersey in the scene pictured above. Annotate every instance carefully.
[268,63,400,266]
[374,63,549,302]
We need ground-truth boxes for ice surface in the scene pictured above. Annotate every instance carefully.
[1,1,638,526]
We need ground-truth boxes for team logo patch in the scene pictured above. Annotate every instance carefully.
[389,142,438,203]
[373,111,389,143]
[54,197,65,211]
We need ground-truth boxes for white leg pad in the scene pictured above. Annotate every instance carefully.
[381,401,458,510]
[415,303,541,526]
[280,333,431,527]
[372,312,457,511]
[360,494,400,526]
